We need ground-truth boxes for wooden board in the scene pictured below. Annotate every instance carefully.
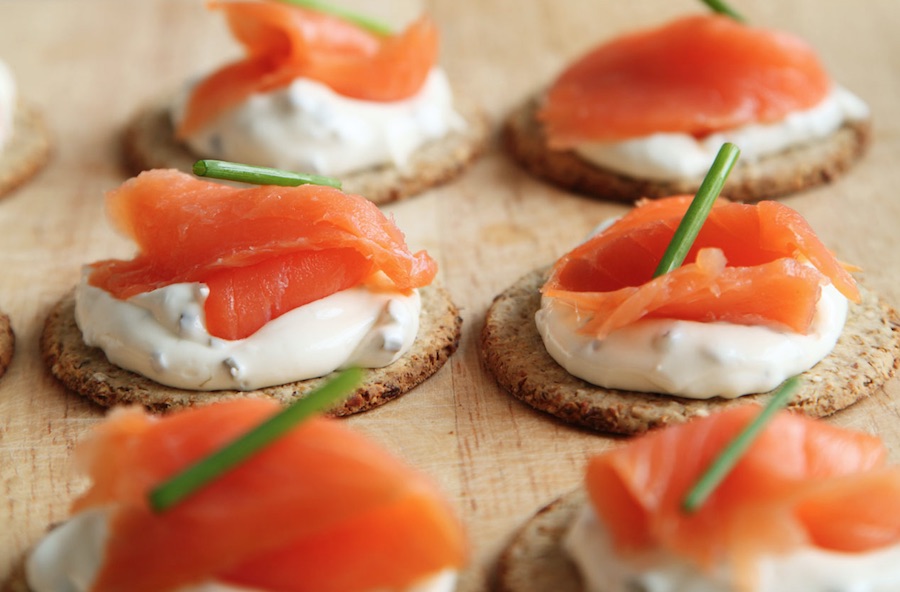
[2,0,900,589]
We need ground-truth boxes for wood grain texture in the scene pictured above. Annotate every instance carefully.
[1,1,900,590]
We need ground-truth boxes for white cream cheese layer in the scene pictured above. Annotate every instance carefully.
[536,284,848,399]
[564,505,900,592]
[573,86,869,181]
[171,68,463,176]
[0,60,17,150]
[75,277,421,391]
[26,508,457,592]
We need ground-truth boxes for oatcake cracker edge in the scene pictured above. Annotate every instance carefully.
[0,311,14,380]
[494,489,586,592]
[503,95,871,203]
[41,284,461,414]
[480,269,900,435]
[122,96,490,205]
[0,102,52,198]
[0,556,29,592]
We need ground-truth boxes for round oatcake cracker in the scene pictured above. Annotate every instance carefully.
[494,489,586,592]
[480,269,900,435]
[121,96,490,205]
[41,284,461,414]
[503,95,871,203]
[0,102,51,198]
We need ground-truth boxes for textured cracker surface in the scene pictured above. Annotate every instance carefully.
[122,97,490,205]
[0,312,14,381]
[494,489,585,592]
[41,284,461,414]
[0,559,26,592]
[0,103,51,198]
[503,95,872,203]
[480,269,900,435]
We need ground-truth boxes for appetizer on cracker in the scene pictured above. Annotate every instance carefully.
[42,164,461,413]
[0,59,50,198]
[504,9,870,201]
[123,0,488,204]
[482,147,899,434]
[497,402,900,592]
[15,376,466,592]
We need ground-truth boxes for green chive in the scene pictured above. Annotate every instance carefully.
[699,0,746,22]
[681,376,801,513]
[652,143,741,278]
[276,0,393,36]
[148,368,362,512]
[193,160,342,189]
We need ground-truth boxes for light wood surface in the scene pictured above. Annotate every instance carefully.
[2,0,900,589]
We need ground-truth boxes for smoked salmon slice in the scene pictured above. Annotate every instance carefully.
[585,406,895,586]
[177,0,438,138]
[73,400,466,592]
[540,15,831,148]
[542,195,859,338]
[87,169,437,340]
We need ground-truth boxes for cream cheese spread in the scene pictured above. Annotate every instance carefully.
[26,508,458,592]
[536,284,848,399]
[0,60,16,151]
[74,277,421,391]
[171,68,463,176]
[573,86,870,181]
[564,504,900,592]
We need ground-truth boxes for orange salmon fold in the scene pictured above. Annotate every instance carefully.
[585,407,900,588]
[74,400,467,592]
[542,196,859,338]
[87,169,437,340]
[540,15,831,148]
[177,0,438,137]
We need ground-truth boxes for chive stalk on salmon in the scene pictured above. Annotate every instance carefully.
[585,406,900,588]
[73,400,466,592]
[542,195,859,339]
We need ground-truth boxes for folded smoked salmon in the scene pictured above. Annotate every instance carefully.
[534,194,860,400]
[177,1,438,139]
[22,399,466,592]
[495,406,900,591]
[539,15,830,147]
[504,13,871,202]
[542,195,859,338]
[87,169,436,341]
